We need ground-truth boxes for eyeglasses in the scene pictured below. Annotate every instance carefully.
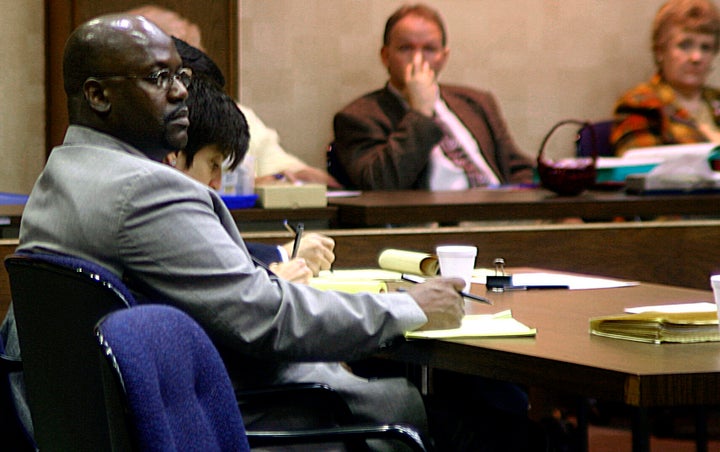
[91,67,193,91]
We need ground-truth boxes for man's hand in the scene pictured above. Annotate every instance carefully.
[282,232,335,276]
[403,52,438,117]
[269,259,313,284]
[290,166,343,188]
[255,165,343,189]
[407,277,465,331]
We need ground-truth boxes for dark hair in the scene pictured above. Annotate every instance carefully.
[173,36,226,88]
[653,0,720,64]
[184,75,248,171]
[383,3,447,47]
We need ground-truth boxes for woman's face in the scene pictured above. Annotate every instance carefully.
[658,26,717,96]
[177,145,224,190]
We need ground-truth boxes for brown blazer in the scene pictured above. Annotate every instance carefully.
[333,84,534,190]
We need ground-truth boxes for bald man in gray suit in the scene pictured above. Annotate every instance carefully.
[3,13,467,448]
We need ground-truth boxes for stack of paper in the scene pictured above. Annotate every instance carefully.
[309,279,388,294]
[309,268,401,294]
[405,310,536,339]
[310,249,441,294]
[589,311,720,344]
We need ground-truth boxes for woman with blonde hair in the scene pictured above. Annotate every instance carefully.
[611,0,720,155]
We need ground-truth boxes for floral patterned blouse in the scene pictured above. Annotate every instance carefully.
[610,74,720,155]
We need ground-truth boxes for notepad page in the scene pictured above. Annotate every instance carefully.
[405,310,536,339]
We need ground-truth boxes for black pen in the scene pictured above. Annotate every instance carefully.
[283,220,303,259]
[503,285,570,291]
[401,274,492,305]
[291,222,304,259]
[460,291,493,305]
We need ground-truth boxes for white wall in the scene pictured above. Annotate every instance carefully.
[239,0,720,166]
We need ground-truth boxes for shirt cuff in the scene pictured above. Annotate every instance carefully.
[386,292,428,332]
[277,245,289,262]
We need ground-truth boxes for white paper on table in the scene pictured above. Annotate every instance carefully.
[625,302,716,314]
[622,143,718,160]
[472,271,637,290]
[326,190,362,198]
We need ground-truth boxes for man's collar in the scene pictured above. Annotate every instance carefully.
[64,125,150,160]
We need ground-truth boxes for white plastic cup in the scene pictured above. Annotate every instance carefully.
[436,245,478,292]
[711,275,720,323]
[221,155,256,195]
[236,155,256,196]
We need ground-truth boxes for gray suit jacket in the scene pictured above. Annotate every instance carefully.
[333,84,535,190]
[14,125,426,390]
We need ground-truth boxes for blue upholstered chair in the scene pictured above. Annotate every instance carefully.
[96,305,431,451]
[4,252,137,450]
[6,252,429,451]
[96,304,250,451]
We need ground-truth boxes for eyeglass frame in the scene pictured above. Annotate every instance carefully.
[87,67,193,91]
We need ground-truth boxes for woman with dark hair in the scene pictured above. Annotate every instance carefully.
[165,73,334,283]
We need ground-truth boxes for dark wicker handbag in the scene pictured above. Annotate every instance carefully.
[536,119,598,196]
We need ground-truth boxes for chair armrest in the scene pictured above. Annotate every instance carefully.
[0,353,22,373]
[236,382,354,425]
[247,423,430,451]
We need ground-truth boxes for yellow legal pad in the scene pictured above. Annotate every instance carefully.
[377,249,439,276]
[589,310,720,344]
[309,279,388,294]
[405,310,536,340]
[309,269,399,294]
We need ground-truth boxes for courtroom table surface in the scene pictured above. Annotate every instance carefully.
[244,219,720,291]
[0,192,338,233]
[328,188,720,226]
[0,193,26,218]
[381,275,720,409]
[378,274,720,451]
[0,194,26,238]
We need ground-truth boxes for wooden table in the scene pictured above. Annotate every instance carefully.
[0,193,26,238]
[0,192,338,233]
[0,193,26,218]
[245,219,720,291]
[230,206,338,230]
[379,275,720,451]
[329,188,720,226]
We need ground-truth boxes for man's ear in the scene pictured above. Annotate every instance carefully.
[380,46,390,70]
[83,79,111,114]
[163,151,178,167]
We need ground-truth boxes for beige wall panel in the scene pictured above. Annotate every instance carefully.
[240,0,720,168]
[8,1,720,194]
[1,0,44,194]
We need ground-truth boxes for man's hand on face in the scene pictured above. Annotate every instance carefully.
[403,52,438,118]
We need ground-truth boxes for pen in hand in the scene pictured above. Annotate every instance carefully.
[291,222,304,259]
[401,274,492,305]
[283,220,304,259]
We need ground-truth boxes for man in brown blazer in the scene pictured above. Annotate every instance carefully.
[333,4,534,190]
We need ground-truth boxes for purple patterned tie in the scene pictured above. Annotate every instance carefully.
[435,118,489,187]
